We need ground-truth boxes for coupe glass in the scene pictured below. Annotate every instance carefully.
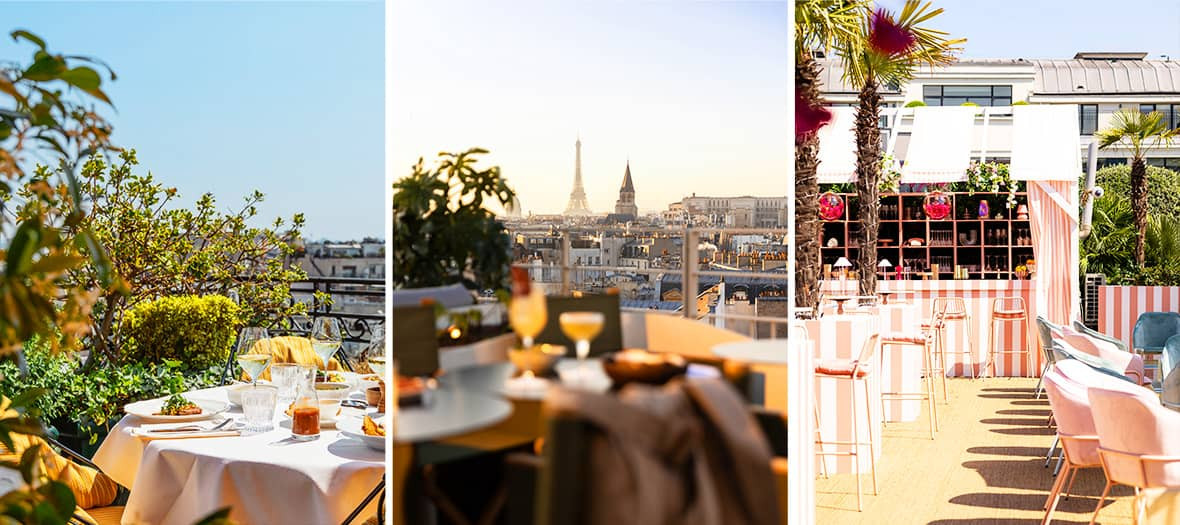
[236,327,272,385]
[559,311,604,363]
[509,288,547,348]
[310,318,343,372]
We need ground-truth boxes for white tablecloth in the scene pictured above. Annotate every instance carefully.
[93,386,384,525]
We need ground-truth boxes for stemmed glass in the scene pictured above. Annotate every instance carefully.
[509,288,547,348]
[366,324,387,377]
[310,318,343,372]
[236,327,272,386]
[559,311,604,373]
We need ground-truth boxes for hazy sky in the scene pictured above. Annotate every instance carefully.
[875,0,1180,59]
[0,1,383,241]
[390,1,790,216]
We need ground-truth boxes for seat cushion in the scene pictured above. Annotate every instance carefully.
[75,505,125,525]
[882,332,927,344]
[993,309,1026,319]
[944,312,967,320]
[814,358,870,378]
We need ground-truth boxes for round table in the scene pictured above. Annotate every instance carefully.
[711,340,789,366]
[395,388,513,443]
[93,386,384,525]
[437,358,611,399]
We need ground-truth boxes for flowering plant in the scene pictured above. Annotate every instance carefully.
[964,162,1018,209]
[879,154,901,193]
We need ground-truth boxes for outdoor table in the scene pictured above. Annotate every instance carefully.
[712,340,788,365]
[93,386,384,525]
[878,302,923,422]
[806,314,882,474]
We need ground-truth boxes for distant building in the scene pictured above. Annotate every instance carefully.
[298,240,385,279]
[564,137,593,216]
[609,161,639,222]
[678,195,788,228]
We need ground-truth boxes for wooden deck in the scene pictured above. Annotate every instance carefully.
[815,377,1139,524]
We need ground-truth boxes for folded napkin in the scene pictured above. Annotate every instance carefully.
[131,419,240,440]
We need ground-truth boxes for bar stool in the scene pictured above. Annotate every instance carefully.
[923,297,971,402]
[880,309,943,440]
[814,333,880,511]
[985,297,1034,378]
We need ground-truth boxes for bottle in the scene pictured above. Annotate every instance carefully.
[291,378,321,440]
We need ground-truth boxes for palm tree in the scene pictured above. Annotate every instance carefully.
[1096,109,1177,265]
[839,1,962,296]
[794,0,867,311]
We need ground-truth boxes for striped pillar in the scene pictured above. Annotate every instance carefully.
[1097,285,1180,381]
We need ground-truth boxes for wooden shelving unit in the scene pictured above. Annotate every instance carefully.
[819,192,1034,280]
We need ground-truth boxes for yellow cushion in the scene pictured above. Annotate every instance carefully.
[242,335,343,381]
[0,400,118,510]
[74,505,125,525]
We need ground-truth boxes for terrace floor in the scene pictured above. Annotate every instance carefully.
[816,377,1140,524]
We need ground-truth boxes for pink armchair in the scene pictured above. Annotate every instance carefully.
[1088,387,1180,524]
[1041,368,1102,525]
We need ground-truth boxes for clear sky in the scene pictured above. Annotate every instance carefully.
[390,1,790,216]
[0,1,383,241]
[875,0,1180,60]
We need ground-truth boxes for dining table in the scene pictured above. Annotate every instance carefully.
[93,385,384,525]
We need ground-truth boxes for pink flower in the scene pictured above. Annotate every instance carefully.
[868,9,915,56]
[796,90,832,143]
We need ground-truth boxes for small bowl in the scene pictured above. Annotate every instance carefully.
[314,382,351,401]
[602,349,687,386]
[365,386,383,407]
[508,344,566,375]
[226,382,276,406]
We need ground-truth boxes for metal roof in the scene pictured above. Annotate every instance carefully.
[1032,59,1180,95]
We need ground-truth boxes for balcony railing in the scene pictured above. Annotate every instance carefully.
[277,277,385,345]
[512,226,789,339]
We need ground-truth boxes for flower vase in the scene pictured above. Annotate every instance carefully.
[978,200,990,219]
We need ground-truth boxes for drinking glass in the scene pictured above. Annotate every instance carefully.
[241,386,277,432]
[559,311,604,364]
[236,327,272,385]
[271,363,301,403]
[366,324,387,377]
[310,318,343,372]
[509,288,547,348]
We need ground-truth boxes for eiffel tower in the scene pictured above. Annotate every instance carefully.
[564,137,592,215]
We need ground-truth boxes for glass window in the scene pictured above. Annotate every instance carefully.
[1079,104,1098,135]
[1097,158,1128,169]
[922,85,1014,107]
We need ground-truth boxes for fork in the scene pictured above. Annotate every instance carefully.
[149,418,234,433]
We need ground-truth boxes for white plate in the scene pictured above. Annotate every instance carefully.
[337,414,386,451]
[124,397,230,423]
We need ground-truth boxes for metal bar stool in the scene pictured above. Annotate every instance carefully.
[985,296,1034,378]
[925,297,972,402]
[880,308,944,440]
[814,333,880,512]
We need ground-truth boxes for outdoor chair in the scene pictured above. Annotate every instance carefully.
[390,283,475,309]
[1088,386,1180,524]
[1040,367,1106,525]
[534,293,623,358]
[1073,320,1129,353]
[643,313,766,404]
[221,334,346,384]
[927,297,969,392]
[880,306,942,439]
[1034,316,1065,398]
[341,480,385,525]
[391,304,441,377]
[1132,312,1180,380]
[1161,335,1180,410]
[0,427,128,525]
[509,384,787,525]
[814,333,880,511]
[985,297,1034,378]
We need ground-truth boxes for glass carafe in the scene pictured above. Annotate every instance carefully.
[290,378,320,440]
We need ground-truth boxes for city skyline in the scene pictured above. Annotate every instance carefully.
[390,1,789,216]
[0,2,383,241]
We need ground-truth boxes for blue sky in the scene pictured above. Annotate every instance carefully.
[390,1,790,215]
[0,1,383,241]
[876,0,1180,59]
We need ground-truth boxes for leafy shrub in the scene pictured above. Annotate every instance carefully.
[1081,194,1180,285]
[904,100,925,108]
[1085,164,1180,221]
[120,295,241,369]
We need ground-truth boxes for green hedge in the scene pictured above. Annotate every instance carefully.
[120,295,241,369]
[1086,164,1180,220]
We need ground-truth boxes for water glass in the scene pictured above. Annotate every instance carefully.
[271,363,301,403]
[241,386,277,432]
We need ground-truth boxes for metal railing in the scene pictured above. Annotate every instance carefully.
[512,226,790,339]
[278,277,385,345]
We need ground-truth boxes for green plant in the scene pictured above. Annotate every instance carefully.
[120,295,240,369]
[963,162,1020,208]
[0,337,82,422]
[879,153,901,193]
[1085,164,1180,221]
[0,391,77,525]
[1096,109,1177,264]
[904,100,925,107]
[392,148,517,292]
[960,101,978,107]
[5,151,309,366]
[1012,100,1029,106]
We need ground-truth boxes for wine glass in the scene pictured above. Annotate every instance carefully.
[310,317,343,372]
[236,327,272,386]
[367,324,387,377]
[559,311,604,365]
[509,288,547,348]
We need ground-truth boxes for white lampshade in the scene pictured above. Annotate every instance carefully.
[878,259,892,268]
[834,257,852,268]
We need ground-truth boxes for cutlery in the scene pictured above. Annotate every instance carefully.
[149,419,233,433]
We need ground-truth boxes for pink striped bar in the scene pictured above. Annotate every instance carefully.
[807,314,881,474]
[1098,285,1180,380]
[873,280,1040,377]
[878,303,922,422]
